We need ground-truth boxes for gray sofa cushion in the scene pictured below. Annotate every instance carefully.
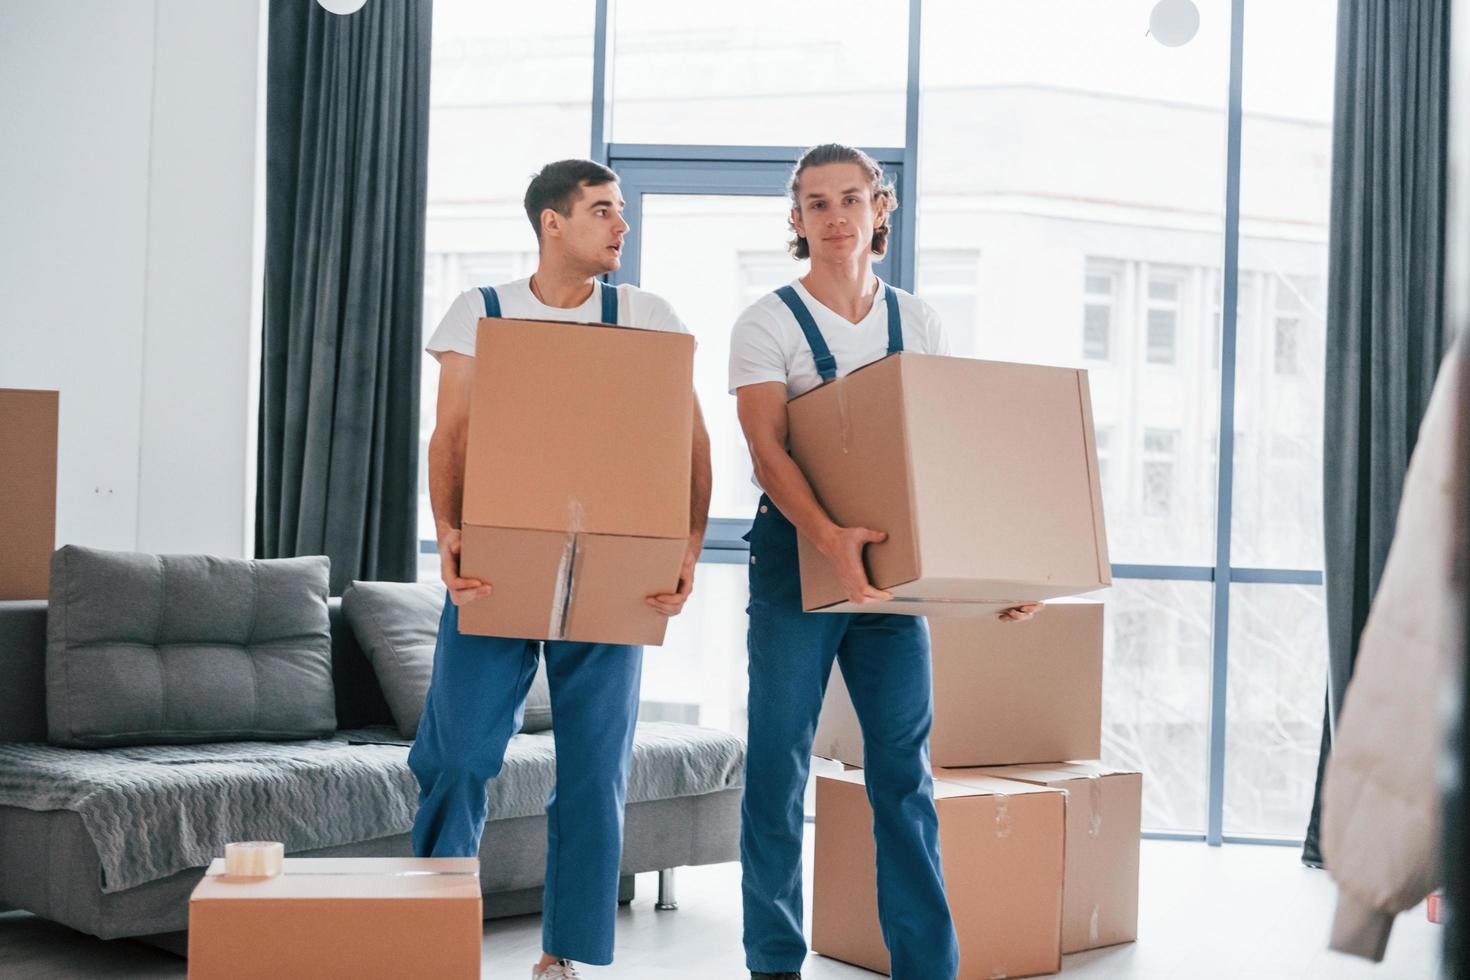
[45,546,334,747]
[0,600,47,742]
[0,789,741,940]
[0,721,743,898]
[342,581,551,738]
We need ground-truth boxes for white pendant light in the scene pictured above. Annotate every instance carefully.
[1149,0,1200,47]
[317,0,369,14]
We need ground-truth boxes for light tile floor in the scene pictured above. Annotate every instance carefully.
[0,838,1442,979]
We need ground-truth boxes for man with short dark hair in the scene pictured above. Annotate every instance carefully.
[410,158,712,980]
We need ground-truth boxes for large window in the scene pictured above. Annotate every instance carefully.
[915,0,1331,840]
[420,0,1337,843]
[608,0,908,148]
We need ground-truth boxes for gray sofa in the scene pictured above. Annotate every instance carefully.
[0,583,743,950]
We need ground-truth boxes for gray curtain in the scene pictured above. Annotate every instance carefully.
[1303,0,1451,865]
[256,0,431,594]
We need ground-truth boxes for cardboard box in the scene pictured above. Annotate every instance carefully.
[813,769,1065,979]
[813,599,1104,768]
[458,317,694,645]
[188,857,481,979]
[947,761,1141,952]
[0,389,58,600]
[786,353,1110,614]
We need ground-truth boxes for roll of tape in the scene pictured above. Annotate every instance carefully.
[224,841,285,877]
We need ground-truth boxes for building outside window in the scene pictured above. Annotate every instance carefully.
[1272,275,1307,376]
[1141,428,1178,517]
[1083,259,1120,361]
[1145,268,1184,366]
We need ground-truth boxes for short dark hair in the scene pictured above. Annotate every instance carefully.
[786,144,898,260]
[523,159,619,243]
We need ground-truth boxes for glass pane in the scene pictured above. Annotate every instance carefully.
[637,194,801,522]
[1085,579,1213,834]
[419,1,596,550]
[917,251,981,357]
[919,0,1230,566]
[1083,307,1111,360]
[610,0,908,147]
[1230,0,1334,571]
[1224,583,1328,838]
[640,562,751,737]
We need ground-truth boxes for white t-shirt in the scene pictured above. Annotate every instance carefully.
[425,277,690,359]
[727,279,950,400]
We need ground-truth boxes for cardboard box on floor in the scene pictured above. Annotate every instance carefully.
[946,761,1142,953]
[786,353,1110,615]
[813,599,1104,769]
[0,389,58,600]
[188,857,481,979]
[458,317,694,646]
[813,769,1065,979]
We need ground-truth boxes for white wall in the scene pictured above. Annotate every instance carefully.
[0,0,265,558]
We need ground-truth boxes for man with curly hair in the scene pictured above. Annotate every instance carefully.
[728,143,1040,980]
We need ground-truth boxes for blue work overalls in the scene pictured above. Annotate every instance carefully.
[741,283,960,979]
[409,283,642,967]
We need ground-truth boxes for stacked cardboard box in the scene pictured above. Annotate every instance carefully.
[814,769,1067,979]
[813,600,1106,769]
[458,316,695,646]
[800,355,1140,976]
[944,762,1142,954]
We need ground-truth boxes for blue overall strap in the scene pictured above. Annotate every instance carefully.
[774,285,837,382]
[600,281,619,324]
[478,285,501,318]
[883,282,904,355]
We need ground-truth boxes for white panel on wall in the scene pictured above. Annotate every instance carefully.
[0,0,157,552]
[0,0,265,558]
[136,0,264,557]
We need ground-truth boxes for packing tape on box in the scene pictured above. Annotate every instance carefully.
[272,869,481,878]
[547,499,586,640]
[836,379,852,455]
[1087,773,1103,838]
[993,793,1012,838]
[224,841,284,877]
[1089,904,1101,944]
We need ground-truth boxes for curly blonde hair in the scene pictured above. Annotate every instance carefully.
[787,144,898,260]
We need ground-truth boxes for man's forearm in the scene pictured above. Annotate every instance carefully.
[689,403,712,543]
[428,427,466,540]
[751,442,840,548]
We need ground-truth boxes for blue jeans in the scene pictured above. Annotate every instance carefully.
[408,597,642,966]
[740,498,959,978]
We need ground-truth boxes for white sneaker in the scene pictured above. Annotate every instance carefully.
[532,960,582,980]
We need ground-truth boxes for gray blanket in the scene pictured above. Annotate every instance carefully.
[0,722,743,893]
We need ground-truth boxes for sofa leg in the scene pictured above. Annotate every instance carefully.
[656,868,678,910]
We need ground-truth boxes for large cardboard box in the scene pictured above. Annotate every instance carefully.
[813,599,1104,768]
[188,857,481,979]
[458,317,694,645]
[786,353,1110,614]
[947,761,1142,953]
[0,389,59,600]
[813,769,1065,979]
